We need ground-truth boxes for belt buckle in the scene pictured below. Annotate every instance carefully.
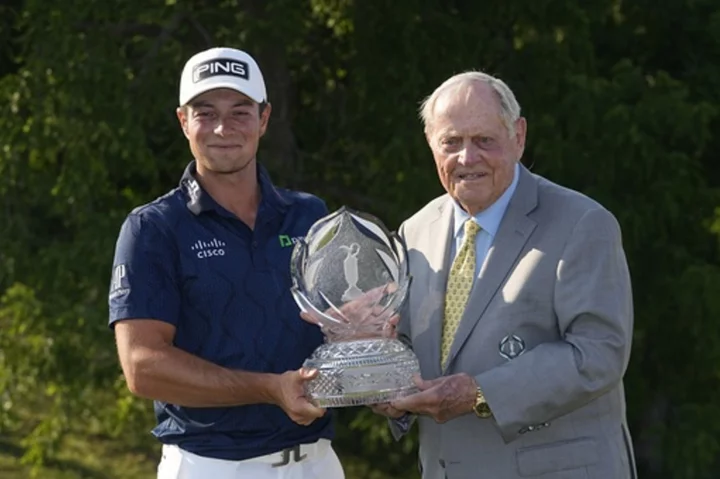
[271,444,307,467]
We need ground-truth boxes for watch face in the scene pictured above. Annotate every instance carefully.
[474,400,491,418]
[475,405,491,418]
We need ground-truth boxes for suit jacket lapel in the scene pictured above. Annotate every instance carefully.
[443,166,539,373]
[416,197,453,379]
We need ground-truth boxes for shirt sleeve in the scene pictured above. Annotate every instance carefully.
[108,213,181,328]
[313,196,330,218]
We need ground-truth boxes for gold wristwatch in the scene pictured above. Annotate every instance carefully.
[473,386,492,418]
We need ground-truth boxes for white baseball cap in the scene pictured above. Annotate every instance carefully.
[178,47,267,106]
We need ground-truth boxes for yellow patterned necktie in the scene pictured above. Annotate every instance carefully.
[441,220,481,367]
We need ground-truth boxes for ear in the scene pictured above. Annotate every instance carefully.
[424,126,435,150]
[259,102,272,137]
[514,117,527,152]
[176,106,190,139]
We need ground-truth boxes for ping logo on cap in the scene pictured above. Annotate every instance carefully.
[192,58,249,83]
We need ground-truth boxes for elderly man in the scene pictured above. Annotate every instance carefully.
[374,72,637,479]
[108,47,343,479]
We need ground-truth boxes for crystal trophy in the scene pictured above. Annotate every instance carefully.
[290,207,420,407]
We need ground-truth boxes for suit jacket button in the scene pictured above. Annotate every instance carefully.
[439,459,446,467]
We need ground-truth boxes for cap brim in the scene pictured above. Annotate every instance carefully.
[180,80,265,106]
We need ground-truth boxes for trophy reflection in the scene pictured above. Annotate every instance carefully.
[290,207,420,407]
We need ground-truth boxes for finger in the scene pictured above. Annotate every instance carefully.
[298,401,326,419]
[299,312,319,325]
[390,391,421,411]
[382,404,405,418]
[289,398,326,424]
[368,403,391,414]
[372,407,402,418]
[383,325,398,340]
[390,384,437,412]
[412,374,432,389]
[294,415,318,426]
[365,285,387,299]
[412,374,444,391]
[383,315,399,330]
[368,405,384,414]
[299,368,319,380]
[389,396,412,411]
[310,405,327,418]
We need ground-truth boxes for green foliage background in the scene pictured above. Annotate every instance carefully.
[1,0,719,477]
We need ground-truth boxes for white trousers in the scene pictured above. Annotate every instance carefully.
[157,439,345,479]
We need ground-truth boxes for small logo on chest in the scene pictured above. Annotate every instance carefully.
[191,238,226,259]
[278,235,304,248]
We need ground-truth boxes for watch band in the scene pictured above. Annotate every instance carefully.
[473,387,492,418]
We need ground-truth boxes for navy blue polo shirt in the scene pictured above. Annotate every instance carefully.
[108,160,333,461]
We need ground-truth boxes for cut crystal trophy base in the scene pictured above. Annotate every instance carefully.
[303,338,421,408]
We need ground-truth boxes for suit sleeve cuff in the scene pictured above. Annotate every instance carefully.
[475,372,522,443]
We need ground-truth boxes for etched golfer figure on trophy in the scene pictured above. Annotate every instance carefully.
[290,207,421,407]
[340,243,363,302]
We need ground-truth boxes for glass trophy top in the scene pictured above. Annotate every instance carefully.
[290,207,411,342]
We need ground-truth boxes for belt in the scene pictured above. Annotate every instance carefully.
[163,439,330,469]
[248,439,329,468]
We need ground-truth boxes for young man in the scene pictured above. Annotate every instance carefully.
[108,47,344,479]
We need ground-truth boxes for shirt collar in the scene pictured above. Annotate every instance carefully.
[452,162,520,238]
[179,160,291,216]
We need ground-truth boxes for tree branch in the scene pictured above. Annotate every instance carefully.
[189,16,213,47]
[135,12,186,82]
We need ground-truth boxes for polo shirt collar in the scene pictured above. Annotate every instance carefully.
[179,160,291,216]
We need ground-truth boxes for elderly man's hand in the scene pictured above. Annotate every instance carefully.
[390,373,477,423]
[298,283,401,340]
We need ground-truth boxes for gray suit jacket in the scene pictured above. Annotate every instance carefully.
[393,166,637,479]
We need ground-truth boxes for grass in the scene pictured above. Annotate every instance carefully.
[0,432,158,479]
[0,428,412,479]
[0,390,416,479]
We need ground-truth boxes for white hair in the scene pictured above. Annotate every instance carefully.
[419,71,522,137]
